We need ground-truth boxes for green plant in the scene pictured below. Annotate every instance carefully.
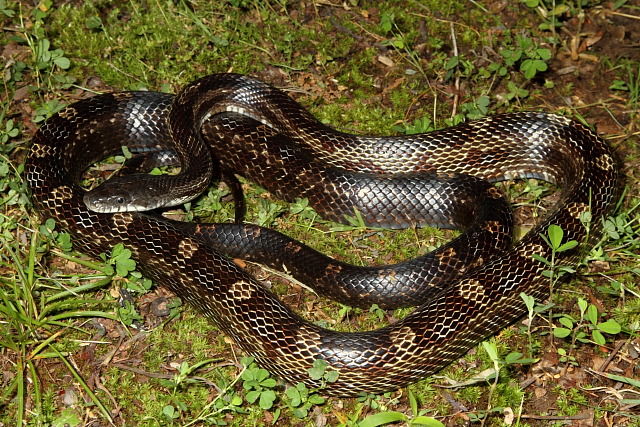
[33,99,66,123]
[356,390,444,427]
[519,292,547,358]
[8,1,73,92]
[288,197,322,229]
[533,221,624,361]
[329,208,379,232]
[520,0,567,42]
[392,117,436,135]
[598,372,640,409]
[610,62,639,110]
[499,34,552,102]
[182,368,247,426]
[241,357,278,410]
[0,230,118,425]
[284,382,326,418]
[0,0,15,17]
[37,218,72,252]
[378,11,429,79]
[553,297,622,346]
[117,299,143,326]
[501,35,551,77]
[505,80,530,101]
[470,340,536,423]
[256,198,286,227]
[555,387,585,415]
[0,119,20,145]
[99,243,136,278]
[307,358,340,386]
[158,359,225,423]
[533,224,579,292]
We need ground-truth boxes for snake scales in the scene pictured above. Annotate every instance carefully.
[26,73,618,395]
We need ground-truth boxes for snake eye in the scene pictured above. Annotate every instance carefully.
[116,197,125,204]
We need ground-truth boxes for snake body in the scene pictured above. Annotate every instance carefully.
[26,74,618,395]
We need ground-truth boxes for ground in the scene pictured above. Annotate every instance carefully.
[0,1,639,426]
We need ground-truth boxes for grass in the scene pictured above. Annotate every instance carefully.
[1,0,639,425]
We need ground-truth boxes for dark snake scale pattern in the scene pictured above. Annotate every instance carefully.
[26,74,618,395]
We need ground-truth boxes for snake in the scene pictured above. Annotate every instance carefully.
[26,73,618,396]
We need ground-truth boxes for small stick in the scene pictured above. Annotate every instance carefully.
[450,22,460,119]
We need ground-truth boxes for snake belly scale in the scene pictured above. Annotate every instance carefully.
[26,73,618,395]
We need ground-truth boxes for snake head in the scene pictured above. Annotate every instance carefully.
[83,174,169,213]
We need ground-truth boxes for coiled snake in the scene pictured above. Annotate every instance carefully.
[26,73,618,395]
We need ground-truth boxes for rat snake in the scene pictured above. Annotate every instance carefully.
[26,73,618,395]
